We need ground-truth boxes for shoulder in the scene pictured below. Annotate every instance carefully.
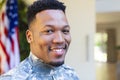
[61,64,80,80]
[0,67,17,80]
[0,57,31,80]
[0,75,12,80]
[62,64,75,71]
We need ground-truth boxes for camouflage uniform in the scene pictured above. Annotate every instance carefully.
[0,53,80,80]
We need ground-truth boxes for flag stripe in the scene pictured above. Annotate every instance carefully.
[0,55,4,74]
[0,41,10,68]
[10,34,14,53]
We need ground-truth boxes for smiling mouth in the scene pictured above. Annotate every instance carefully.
[49,45,67,56]
[51,48,65,55]
[52,48,64,54]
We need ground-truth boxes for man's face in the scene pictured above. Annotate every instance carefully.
[26,10,71,67]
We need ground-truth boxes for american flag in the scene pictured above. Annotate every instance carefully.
[0,0,20,74]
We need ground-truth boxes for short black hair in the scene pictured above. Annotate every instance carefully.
[27,0,66,27]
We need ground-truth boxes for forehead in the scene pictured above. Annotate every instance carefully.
[36,9,66,19]
[29,10,69,29]
[35,10,68,24]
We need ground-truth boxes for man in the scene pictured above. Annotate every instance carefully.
[0,0,80,80]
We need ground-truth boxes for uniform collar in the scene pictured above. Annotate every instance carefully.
[30,52,44,62]
[29,52,63,68]
[28,52,64,75]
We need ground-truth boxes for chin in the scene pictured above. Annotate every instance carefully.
[49,61,64,67]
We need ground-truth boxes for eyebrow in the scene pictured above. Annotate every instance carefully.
[45,24,70,28]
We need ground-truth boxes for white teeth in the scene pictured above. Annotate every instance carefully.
[53,49,62,52]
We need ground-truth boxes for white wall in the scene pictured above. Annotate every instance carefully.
[62,0,96,80]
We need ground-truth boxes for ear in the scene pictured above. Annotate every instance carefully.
[26,29,33,43]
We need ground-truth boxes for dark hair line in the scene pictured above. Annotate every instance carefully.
[27,0,66,27]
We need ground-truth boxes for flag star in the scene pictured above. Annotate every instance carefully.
[11,29,15,33]
[12,14,18,18]
[10,6,13,10]
[10,0,14,4]
[9,12,12,17]
[14,21,18,25]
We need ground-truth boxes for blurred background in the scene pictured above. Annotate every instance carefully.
[1,0,120,80]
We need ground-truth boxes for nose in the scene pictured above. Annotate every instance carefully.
[53,31,65,44]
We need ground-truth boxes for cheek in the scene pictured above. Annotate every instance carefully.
[37,37,52,50]
[39,36,52,43]
[65,35,71,44]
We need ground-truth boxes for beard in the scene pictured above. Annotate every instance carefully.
[49,61,64,67]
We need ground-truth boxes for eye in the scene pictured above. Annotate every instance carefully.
[43,29,54,34]
[62,29,70,34]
